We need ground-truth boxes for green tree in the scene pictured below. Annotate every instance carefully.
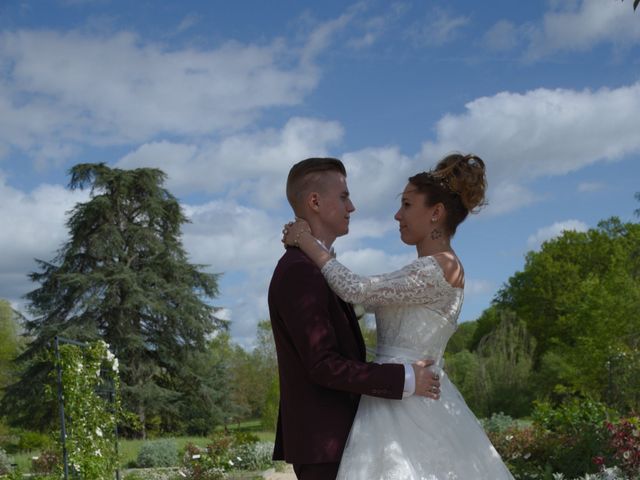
[495,218,640,409]
[1,164,222,436]
[444,319,477,355]
[447,313,536,418]
[176,333,234,435]
[0,300,24,393]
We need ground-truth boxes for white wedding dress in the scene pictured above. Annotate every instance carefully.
[321,255,514,480]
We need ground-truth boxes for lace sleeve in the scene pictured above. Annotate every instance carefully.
[320,257,447,306]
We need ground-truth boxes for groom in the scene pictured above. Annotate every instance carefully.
[268,157,441,480]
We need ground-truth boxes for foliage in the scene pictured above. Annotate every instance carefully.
[480,412,516,435]
[0,429,51,455]
[0,300,24,396]
[260,376,279,432]
[229,441,273,472]
[446,313,536,418]
[487,399,618,479]
[494,218,640,412]
[223,320,279,429]
[31,449,59,475]
[444,320,477,354]
[488,424,557,479]
[180,431,271,479]
[604,415,640,478]
[532,398,614,478]
[1,164,224,436]
[0,447,12,475]
[136,439,178,468]
[49,340,122,479]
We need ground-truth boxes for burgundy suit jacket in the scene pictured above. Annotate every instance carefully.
[268,248,404,465]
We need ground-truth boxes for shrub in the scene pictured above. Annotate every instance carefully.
[31,449,60,475]
[481,412,515,435]
[182,443,227,480]
[17,431,52,452]
[488,424,558,479]
[604,415,640,478]
[229,442,273,471]
[136,439,179,468]
[180,432,272,479]
[0,447,13,475]
[532,398,613,478]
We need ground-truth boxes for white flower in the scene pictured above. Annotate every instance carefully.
[191,454,201,459]
[112,358,119,372]
[623,450,631,459]
[524,452,531,460]
[105,349,115,362]
[505,434,514,441]
[228,459,234,466]
[95,449,102,457]
[95,427,103,437]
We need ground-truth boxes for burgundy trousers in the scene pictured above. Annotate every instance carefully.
[293,462,340,480]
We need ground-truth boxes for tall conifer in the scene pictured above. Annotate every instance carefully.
[2,164,222,435]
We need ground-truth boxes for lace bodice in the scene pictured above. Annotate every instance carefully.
[321,256,463,361]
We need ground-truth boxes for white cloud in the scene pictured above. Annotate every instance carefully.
[527,219,589,249]
[116,117,344,207]
[175,13,201,34]
[483,20,520,52]
[182,200,284,273]
[420,82,640,214]
[408,8,470,46]
[525,0,640,59]
[484,182,541,216]
[578,181,606,192]
[342,146,415,219]
[0,173,87,305]
[0,6,359,166]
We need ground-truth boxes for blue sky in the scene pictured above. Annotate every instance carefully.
[1,0,639,348]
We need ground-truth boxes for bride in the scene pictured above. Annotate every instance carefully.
[283,153,514,479]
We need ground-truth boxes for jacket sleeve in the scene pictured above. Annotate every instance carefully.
[275,260,404,399]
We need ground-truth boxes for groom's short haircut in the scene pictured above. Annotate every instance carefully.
[286,157,346,214]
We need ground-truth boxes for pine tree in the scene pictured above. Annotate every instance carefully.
[1,164,223,436]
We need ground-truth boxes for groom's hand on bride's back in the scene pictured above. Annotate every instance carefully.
[412,359,441,400]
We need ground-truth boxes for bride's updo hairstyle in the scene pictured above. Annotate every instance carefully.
[408,153,487,236]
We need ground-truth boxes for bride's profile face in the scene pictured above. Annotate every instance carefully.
[394,183,433,246]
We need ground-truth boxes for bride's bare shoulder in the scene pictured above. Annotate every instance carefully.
[431,252,464,289]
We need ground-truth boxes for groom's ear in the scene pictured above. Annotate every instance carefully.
[307,192,321,212]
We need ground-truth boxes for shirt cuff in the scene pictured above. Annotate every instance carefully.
[402,363,415,398]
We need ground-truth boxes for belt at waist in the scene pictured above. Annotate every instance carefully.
[372,343,445,372]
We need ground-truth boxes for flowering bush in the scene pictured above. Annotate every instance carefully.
[604,415,640,478]
[31,449,60,475]
[0,447,12,475]
[180,431,274,479]
[488,424,559,479]
[47,340,123,480]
